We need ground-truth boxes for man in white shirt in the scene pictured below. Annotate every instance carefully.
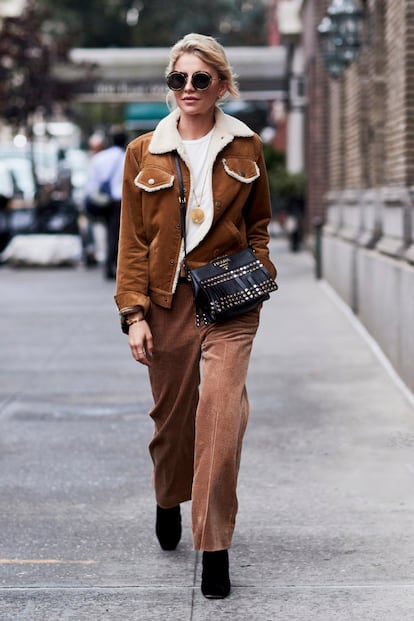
[85,126,127,279]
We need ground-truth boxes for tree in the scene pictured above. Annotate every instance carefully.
[0,0,81,195]
[36,0,269,48]
[0,0,73,132]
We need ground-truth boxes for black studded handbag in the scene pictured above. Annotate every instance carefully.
[174,153,278,326]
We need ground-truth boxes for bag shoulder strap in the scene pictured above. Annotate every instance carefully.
[174,152,190,276]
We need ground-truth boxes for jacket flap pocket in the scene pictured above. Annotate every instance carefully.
[134,168,174,192]
[222,157,260,184]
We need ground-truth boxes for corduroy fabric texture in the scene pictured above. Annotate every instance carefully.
[147,283,259,551]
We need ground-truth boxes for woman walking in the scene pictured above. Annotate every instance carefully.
[115,33,277,599]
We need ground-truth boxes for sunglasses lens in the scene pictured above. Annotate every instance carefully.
[192,72,211,90]
[167,72,186,90]
[167,71,213,91]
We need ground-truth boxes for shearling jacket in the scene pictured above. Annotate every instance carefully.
[115,106,277,317]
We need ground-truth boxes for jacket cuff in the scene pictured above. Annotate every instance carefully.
[115,294,151,320]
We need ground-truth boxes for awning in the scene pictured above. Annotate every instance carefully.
[124,102,170,130]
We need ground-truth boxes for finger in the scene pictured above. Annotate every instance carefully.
[132,347,151,366]
[132,346,144,360]
[144,334,154,357]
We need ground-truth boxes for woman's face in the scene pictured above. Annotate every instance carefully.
[171,52,228,119]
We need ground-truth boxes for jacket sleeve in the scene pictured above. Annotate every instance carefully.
[114,144,151,317]
[244,138,277,281]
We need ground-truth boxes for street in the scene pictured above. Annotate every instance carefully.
[1,237,414,620]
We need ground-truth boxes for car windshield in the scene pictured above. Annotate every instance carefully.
[0,143,58,185]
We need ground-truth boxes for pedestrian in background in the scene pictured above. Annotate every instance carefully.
[115,33,276,599]
[85,126,126,278]
[80,131,107,267]
[88,131,107,156]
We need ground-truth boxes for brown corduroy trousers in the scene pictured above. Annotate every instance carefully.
[147,283,260,552]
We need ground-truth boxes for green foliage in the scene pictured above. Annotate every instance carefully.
[36,0,269,48]
[0,0,72,129]
[262,143,285,172]
[263,145,306,199]
[270,168,306,199]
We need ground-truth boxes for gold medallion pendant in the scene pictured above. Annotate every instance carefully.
[191,208,205,224]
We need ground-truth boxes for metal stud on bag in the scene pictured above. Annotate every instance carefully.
[190,248,278,326]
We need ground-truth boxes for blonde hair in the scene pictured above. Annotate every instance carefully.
[166,33,239,98]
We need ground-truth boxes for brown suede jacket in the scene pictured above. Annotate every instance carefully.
[115,107,277,317]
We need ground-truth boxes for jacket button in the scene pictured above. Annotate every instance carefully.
[169,259,174,264]
[240,171,246,177]
[215,201,222,209]
[148,178,155,185]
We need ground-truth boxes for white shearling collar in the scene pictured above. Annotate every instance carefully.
[148,106,254,159]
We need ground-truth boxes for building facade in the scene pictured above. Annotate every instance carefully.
[302,0,414,393]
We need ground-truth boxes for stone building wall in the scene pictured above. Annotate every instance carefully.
[302,0,414,393]
[301,0,330,224]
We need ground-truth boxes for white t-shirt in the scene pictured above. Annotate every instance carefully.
[182,128,214,252]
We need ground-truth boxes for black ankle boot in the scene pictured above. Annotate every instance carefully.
[155,505,181,550]
[201,550,231,599]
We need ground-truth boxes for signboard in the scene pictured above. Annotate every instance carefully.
[70,46,288,103]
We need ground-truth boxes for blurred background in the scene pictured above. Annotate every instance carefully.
[0,0,302,256]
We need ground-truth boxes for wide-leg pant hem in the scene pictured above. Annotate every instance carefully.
[156,494,192,510]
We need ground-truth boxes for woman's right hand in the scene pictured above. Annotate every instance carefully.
[128,320,154,366]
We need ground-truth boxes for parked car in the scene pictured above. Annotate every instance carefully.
[0,161,38,252]
[0,161,13,207]
[0,142,58,190]
[1,158,36,208]
[0,162,14,252]
[0,141,88,248]
[0,158,37,236]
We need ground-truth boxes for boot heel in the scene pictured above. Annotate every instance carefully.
[155,505,181,550]
[201,550,231,599]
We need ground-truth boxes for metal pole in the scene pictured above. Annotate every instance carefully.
[313,217,323,279]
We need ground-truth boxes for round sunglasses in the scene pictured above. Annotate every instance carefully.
[166,71,217,91]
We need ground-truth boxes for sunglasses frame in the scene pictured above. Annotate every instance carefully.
[166,71,215,91]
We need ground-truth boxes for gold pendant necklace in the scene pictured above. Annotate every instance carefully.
[190,174,208,224]
[191,207,205,224]
[190,139,212,225]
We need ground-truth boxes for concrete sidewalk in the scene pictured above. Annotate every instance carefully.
[1,238,414,620]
